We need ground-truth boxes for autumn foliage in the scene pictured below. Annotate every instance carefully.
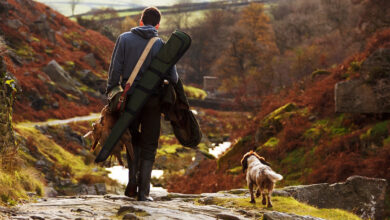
[1,0,113,122]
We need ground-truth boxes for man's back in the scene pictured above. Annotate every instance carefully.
[106,25,178,94]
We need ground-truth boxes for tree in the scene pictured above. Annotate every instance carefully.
[179,9,238,84]
[358,0,390,36]
[121,16,137,33]
[215,3,279,101]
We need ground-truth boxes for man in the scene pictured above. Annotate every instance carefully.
[106,7,178,201]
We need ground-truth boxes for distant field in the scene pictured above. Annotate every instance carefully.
[34,0,218,16]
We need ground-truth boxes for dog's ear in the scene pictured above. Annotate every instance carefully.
[241,155,249,173]
[259,157,271,166]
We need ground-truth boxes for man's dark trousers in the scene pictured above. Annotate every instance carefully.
[126,94,161,201]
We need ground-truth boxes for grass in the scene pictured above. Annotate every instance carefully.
[201,197,360,220]
[14,125,110,186]
[0,168,43,206]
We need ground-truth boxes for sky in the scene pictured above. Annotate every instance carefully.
[34,0,210,16]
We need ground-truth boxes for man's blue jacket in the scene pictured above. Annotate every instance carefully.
[106,25,178,95]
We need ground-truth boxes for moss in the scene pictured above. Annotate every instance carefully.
[311,69,331,79]
[198,143,215,159]
[44,49,53,55]
[349,61,362,72]
[383,136,390,146]
[202,197,360,220]
[14,44,34,58]
[331,127,349,136]
[263,137,279,148]
[15,125,98,183]
[361,121,389,145]
[183,85,207,100]
[370,121,389,138]
[227,166,242,174]
[304,127,322,142]
[264,103,297,123]
[278,148,307,185]
[157,144,183,155]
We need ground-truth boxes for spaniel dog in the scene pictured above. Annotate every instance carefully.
[241,151,283,207]
[84,105,134,165]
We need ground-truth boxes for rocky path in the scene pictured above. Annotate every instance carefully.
[2,176,387,220]
[4,190,256,220]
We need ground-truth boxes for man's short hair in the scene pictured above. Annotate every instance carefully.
[141,7,161,26]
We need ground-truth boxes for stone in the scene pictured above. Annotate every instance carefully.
[42,60,82,95]
[82,53,97,68]
[6,19,23,29]
[52,102,59,109]
[94,183,107,195]
[361,48,390,82]
[335,79,380,113]
[198,196,215,205]
[216,213,242,220]
[122,213,139,220]
[44,186,58,197]
[0,1,14,14]
[32,14,56,44]
[7,50,23,66]
[271,189,290,197]
[30,215,45,220]
[76,184,97,195]
[79,69,106,93]
[279,176,387,220]
[335,48,390,113]
[27,192,37,197]
[263,211,324,220]
[118,206,147,215]
[30,95,46,111]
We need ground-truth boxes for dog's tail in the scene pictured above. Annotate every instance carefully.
[265,170,283,182]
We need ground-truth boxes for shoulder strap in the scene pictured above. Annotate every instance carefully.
[125,37,158,86]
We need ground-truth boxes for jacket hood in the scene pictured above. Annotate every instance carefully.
[131,25,158,39]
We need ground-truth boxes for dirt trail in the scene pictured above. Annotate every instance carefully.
[16,113,100,128]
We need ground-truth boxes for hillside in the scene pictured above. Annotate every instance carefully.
[0,0,120,206]
[0,0,113,122]
[166,28,390,217]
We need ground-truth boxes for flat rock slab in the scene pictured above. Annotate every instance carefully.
[263,211,324,220]
[5,192,250,220]
[275,176,387,220]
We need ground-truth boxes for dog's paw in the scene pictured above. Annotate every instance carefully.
[250,199,256,204]
[262,198,266,205]
[267,203,273,208]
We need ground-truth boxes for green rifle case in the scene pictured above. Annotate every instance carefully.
[95,30,192,163]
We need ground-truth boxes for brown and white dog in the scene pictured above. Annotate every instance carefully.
[241,151,283,207]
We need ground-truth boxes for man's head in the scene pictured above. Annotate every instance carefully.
[140,7,161,29]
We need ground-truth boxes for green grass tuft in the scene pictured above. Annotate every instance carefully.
[205,197,360,220]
